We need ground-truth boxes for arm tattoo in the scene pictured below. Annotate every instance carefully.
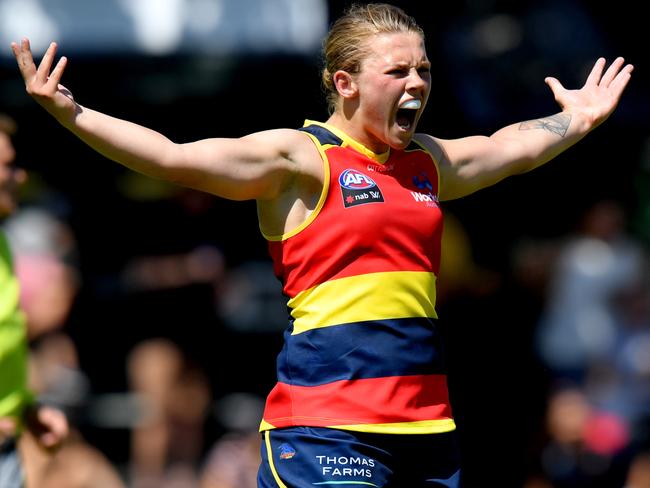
[518,113,571,137]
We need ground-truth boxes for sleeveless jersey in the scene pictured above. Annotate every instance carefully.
[260,120,455,435]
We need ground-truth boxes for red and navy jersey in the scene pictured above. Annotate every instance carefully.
[260,120,454,434]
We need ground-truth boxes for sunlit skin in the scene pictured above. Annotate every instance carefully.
[11,34,633,235]
[8,14,636,485]
[327,32,431,153]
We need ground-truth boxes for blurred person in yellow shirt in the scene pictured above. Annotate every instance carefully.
[0,113,68,487]
[1,113,126,488]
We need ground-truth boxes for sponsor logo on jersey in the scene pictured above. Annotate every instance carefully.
[366,162,395,173]
[339,169,384,208]
[411,172,438,206]
[412,173,434,192]
[315,455,377,481]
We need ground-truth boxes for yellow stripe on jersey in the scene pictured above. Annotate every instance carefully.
[288,270,437,335]
[333,418,456,435]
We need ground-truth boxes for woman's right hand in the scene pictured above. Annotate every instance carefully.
[11,39,78,123]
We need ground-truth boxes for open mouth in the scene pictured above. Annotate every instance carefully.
[396,99,421,130]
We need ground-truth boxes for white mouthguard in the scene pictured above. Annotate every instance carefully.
[400,99,421,110]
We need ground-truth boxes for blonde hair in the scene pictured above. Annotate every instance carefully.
[321,3,424,114]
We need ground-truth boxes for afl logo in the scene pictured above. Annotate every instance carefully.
[339,169,378,190]
[339,168,384,208]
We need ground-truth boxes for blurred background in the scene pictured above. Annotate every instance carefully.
[0,0,648,486]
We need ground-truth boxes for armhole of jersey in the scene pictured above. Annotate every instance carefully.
[262,131,331,242]
[412,135,442,197]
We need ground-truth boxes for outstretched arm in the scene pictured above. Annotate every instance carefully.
[11,39,307,201]
[420,57,634,201]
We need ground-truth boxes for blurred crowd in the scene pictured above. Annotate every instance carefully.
[6,156,650,487]
[1,34,649,487]
[0,0,646,485]
[2,183,270,488]
[2,106,650,486]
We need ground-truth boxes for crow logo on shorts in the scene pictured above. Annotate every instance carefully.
[279,443,296,460]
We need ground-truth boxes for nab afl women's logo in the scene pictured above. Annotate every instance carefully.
[339,169,377,189]
[338,169,384,208]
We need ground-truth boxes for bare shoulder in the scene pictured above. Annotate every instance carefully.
[414,132,485,168]
[255,127,325,235]
[413,133,447,166]
[255,127,322,178]
[241,127,322,175]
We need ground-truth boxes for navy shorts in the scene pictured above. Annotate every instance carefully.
[258,427,461,487]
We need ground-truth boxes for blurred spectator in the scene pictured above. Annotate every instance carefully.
[516,199,650,486]
[535,199,645,381]
[1,113,124,487]
[199,392,264,488]
[582,270,650,447]
[215,260,287,334]
[121,244,224,294]
[4,204,90,425]
[627,451,650,488]
[4,206,80,340]
[28,331,90,430]
[127,337,212,488]
[526,386,630,488]
[20,428,126,488]
[8,209,127,487]
[1,112,68,487]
